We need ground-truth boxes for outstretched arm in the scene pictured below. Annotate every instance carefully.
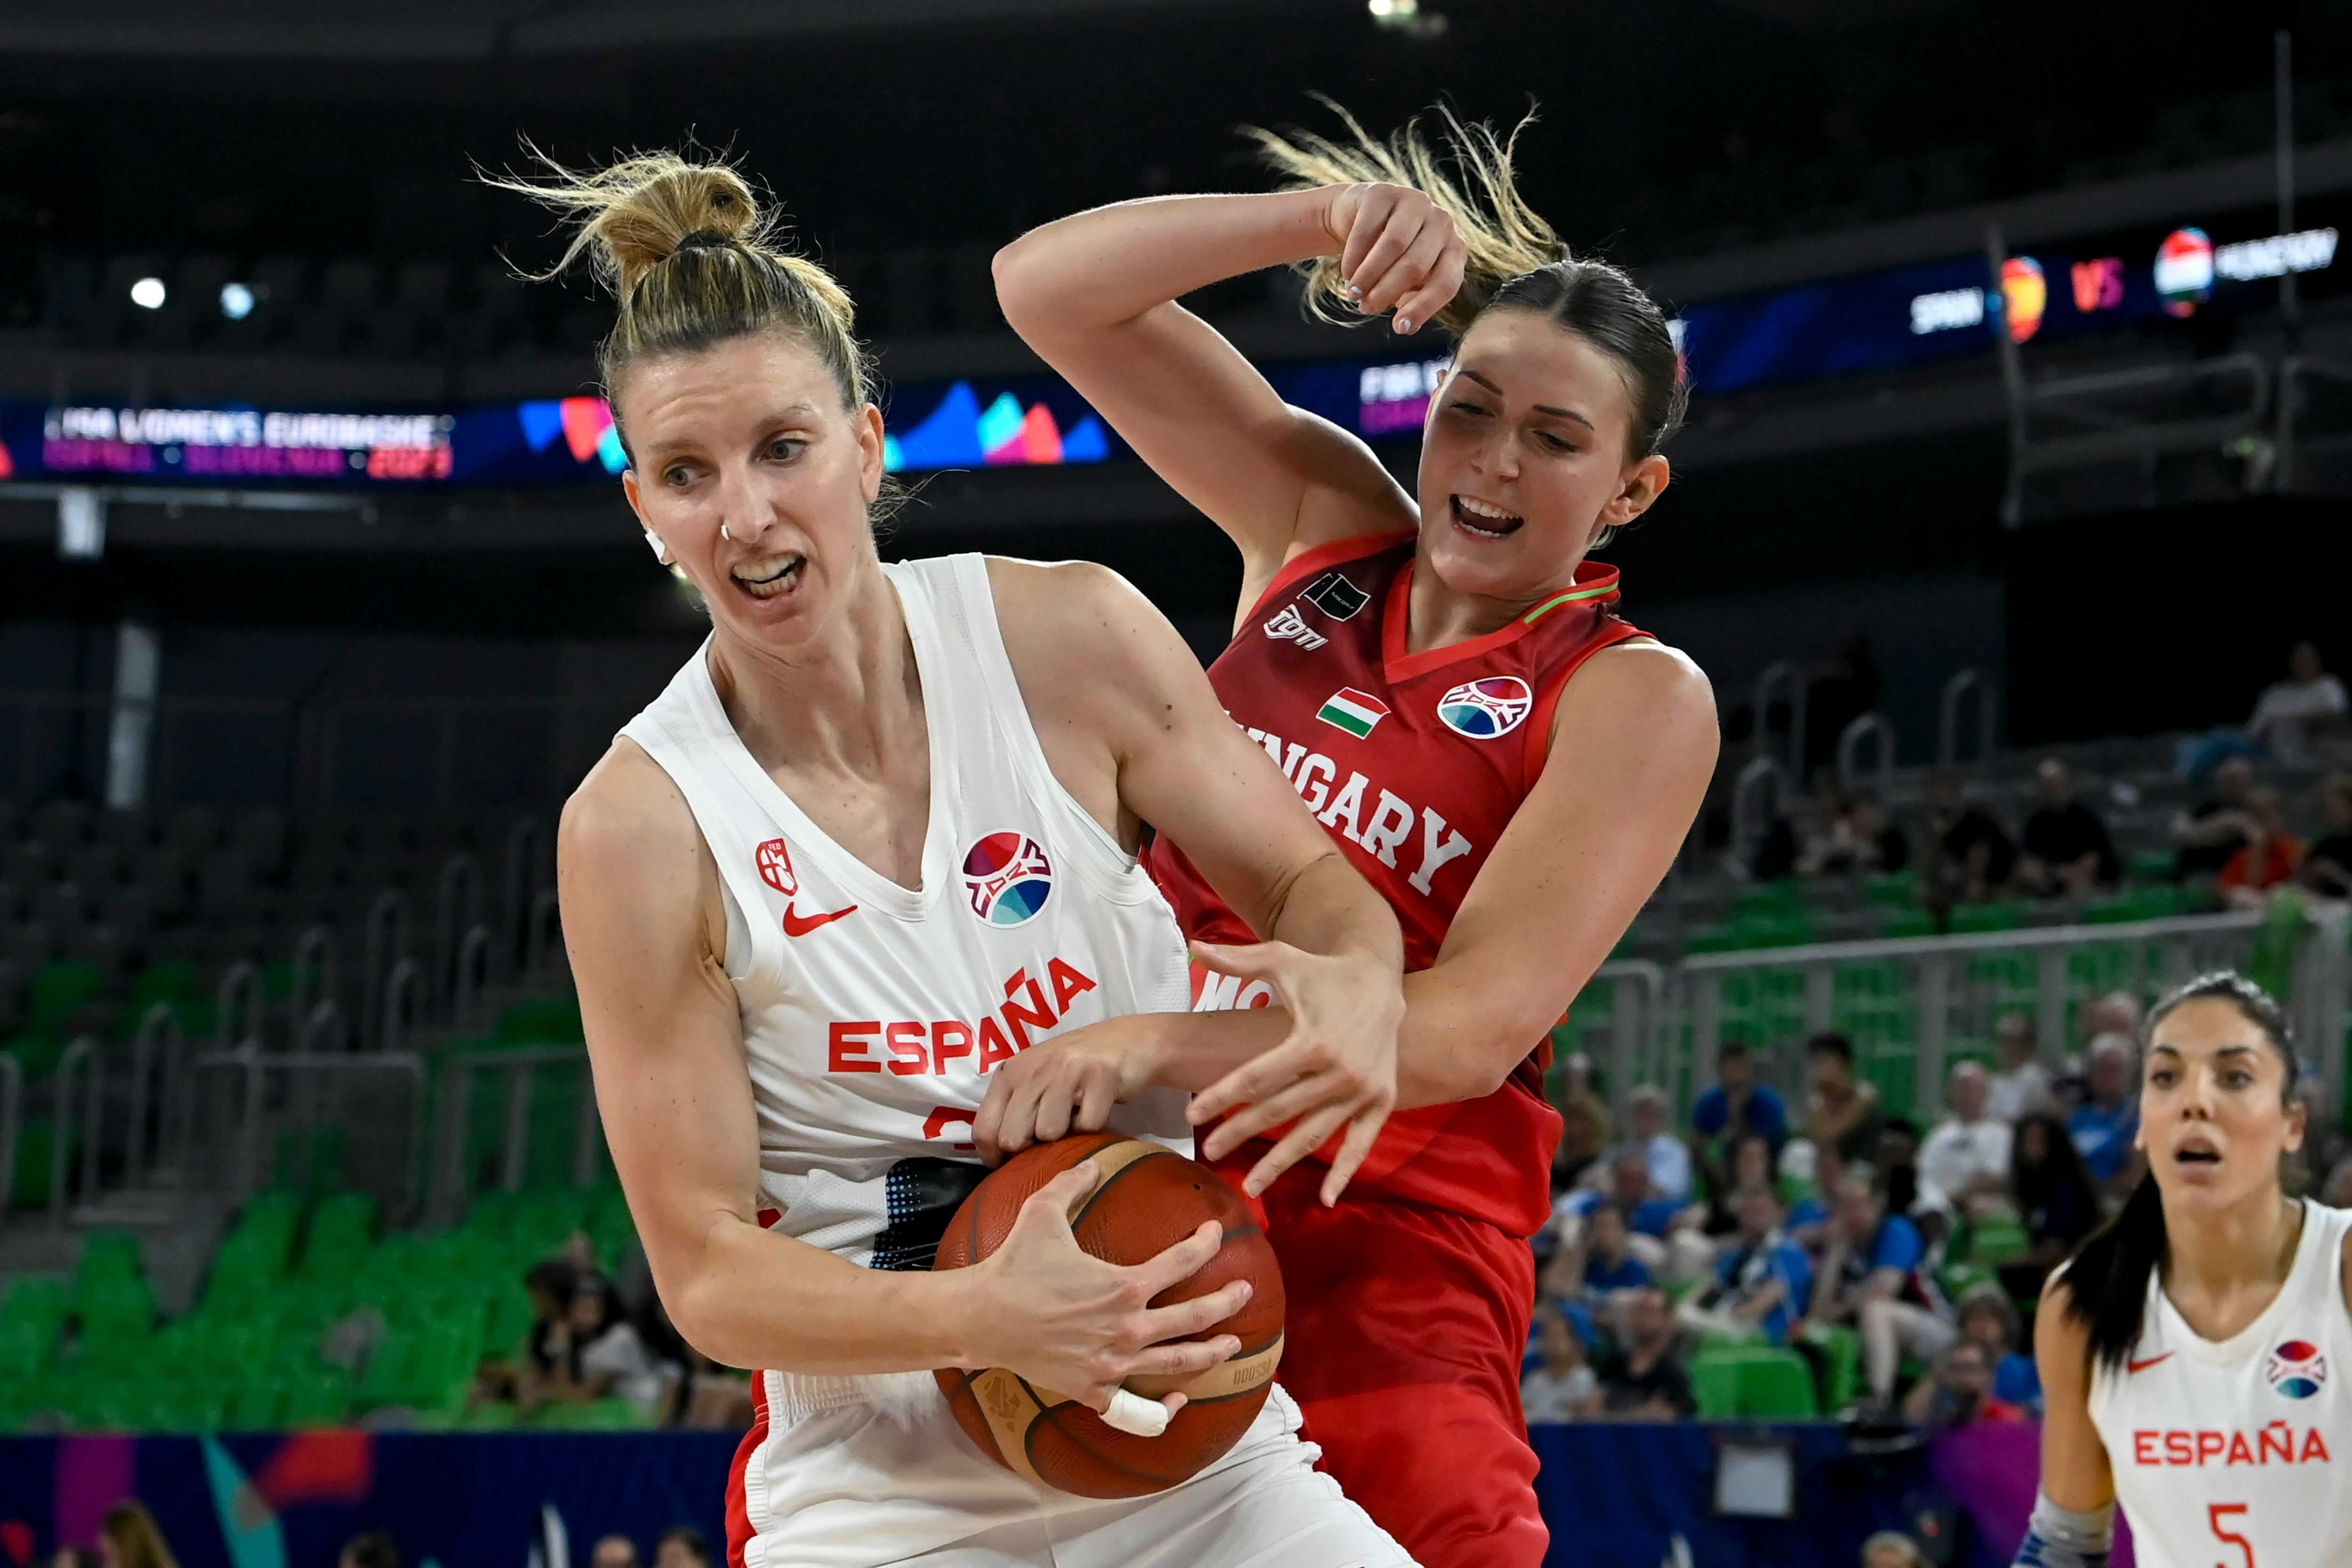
[994,185,1465,610]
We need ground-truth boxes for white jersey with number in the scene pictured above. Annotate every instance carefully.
[2088,1200,2352,1568]
[619,552,1194,1264]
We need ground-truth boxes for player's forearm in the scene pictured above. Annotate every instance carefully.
[1259,849,1405,980]
[1391,961,1570,1109]
[664,1216,980,1376]
[996,189,1340,338]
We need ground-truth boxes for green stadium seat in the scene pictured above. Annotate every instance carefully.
[1967,1217,2032,1267]
[1734,1349,1820,1419]
[1802,1323,1861,1413]
[1950,902,2023,935]
[1689,1351,1745,1420]
[26,962,104,1041]
[496,996,584,1044]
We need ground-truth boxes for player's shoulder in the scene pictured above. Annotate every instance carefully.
[1577,635,1713,713]
[981,555,1188,685]
[559,737,702,876]
[981,554,1144,626]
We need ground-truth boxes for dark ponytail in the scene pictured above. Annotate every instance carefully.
[2063,970,2299,1372]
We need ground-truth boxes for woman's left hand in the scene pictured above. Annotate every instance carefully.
[1184,938,1402,1204]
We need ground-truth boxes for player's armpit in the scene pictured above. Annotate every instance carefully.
[1393,642,1717,1109]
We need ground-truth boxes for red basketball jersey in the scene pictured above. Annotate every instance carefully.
[1146,530,1648,1235]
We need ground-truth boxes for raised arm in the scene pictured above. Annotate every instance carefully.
[993,184,1464,607]
[558,738,1249,1414]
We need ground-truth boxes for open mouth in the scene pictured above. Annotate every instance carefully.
[1449,494,1524,539]
[730,553,804,601]
[2176,1135,2222,1167]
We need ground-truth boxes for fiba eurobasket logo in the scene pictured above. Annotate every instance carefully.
[962,831,1054,927]
[2267,1339,2326,1400]
[1437,675,1534,739]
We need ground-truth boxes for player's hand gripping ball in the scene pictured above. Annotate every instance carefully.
[932,1131,1285,1497]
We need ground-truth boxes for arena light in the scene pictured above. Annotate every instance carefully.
[219,282,256,320]
[129,277,166,310]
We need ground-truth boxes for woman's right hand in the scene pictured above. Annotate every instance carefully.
[1320,182,1469,335]
[950,1161,1249,1418]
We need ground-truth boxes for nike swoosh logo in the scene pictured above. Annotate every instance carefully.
[781,902,859,937]
[2128,1353,2174,1374]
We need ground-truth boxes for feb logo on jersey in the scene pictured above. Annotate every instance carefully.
[755,837,798,896]
[962,832,1053,927]
[2268,1339,2327,1399]
[1437,675,1534,739]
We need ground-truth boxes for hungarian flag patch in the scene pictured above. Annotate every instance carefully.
[1316,687,1390,738]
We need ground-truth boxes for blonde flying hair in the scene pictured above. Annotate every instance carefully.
[484,147,874,423]
[100,1501,178,1568]
[1247,101,1688,463]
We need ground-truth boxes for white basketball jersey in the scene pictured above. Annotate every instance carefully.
[2088,1200,2352,1568]
[619,553,1193,1266]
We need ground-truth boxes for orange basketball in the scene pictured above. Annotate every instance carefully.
[931,1130,1285,1498]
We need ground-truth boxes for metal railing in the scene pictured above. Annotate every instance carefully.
[0,1053,20,1226]
[426,1044,604,1226]
[1938,670,1994,773]
[186,1044,429,1212]
[1836,713,1896,794]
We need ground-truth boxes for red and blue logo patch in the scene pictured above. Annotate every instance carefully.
[1437,675,1534,739]
[962,832,1053,927]
[2268,1339,2327,1400]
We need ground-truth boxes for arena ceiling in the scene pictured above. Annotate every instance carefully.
[0,0,1966,58]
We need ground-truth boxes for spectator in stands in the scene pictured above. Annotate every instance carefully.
[653,1530,711,1568]
[2323,1154,2352,1210]
[1620,1085,1693,1203]
[1805,632,1881,776]
[537,1273,669,1417]
[339,1536,399,1568]
[2003,1110,2102,1300]
[1580,1203,1657,1296]
[1985,1014,2054,1121]
[590,1539,639,1568]
[2218,785,2304,907]
[1700,1132,1780,1238]
[97,1503,176,1568]
[1692,1041,1788,1193]
[2248,641,2350,765]
[1804,1032,1885,1163]
[2171,754,2258,879]
[1519,1307,1598,1422]
[1875,1117,1926,1227]
[1803,1171,1954,1409]
[1552,1074,1614,1191]
[2017,759,2119,896]
[1898,1338,2026,1433]
[2069,1034,2142,1196]
[1859,1535,1927,1568]
[2300,774,2352,899]
[479,1256,579,1406]
[1786,1142,1843,1251]
[1850,791,1909,874]
[673,1346,758,1429]
[1953,1284,2041,1414]
[1589,1287,1697,1419]
[1682,1186,1812,1345]
[1917,1061,2012,1217]
[1923,773,2017,905]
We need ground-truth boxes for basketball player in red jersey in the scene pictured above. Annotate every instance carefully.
[977,109,1717,1567]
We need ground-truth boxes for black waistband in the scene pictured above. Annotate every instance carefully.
[870,1156,989,1272]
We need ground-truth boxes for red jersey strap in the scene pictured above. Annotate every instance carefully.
[1242,529,1417,626]
[1520,623,1654,779]
[1380,558,1624,686]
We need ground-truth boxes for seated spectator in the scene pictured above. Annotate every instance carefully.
[1860,1535,1927,1568]
[2300,774,2352,899]
[2017,759,2120,896]
[99,1505,176,1568]
[530,1273,670,1417]
[2248,640,2350,764]
[1692,1042,1789,1196]
[2219,785,2304,906]
[1953,1284,2041,1414]
[1802,1172,1954,1409]
[1579,1203,1656,1295]
[1785,1142,1843,1251]
[1804,1032,1886,1164]
[1700,1132,1780,1236]
[1847,791,1909,874]
[1682,1186,1812,1345]
[1520,1307,1599,1422]
[1925,773,2017,904]
[653,1530,711,1568]
[2002,1111,2102,1300]
[1589,1287,1696,1419]
[339,1539,398,1568]
[1916,1061,2013,1218]
[2068,1035,2143,1196]
[1621,1085,1693,1203]
[1552,1077,1614,1192]
[589,1540,638,1568]
[1985,1014,2054,1121]
[1897,1338,2027,1433]
[1875,1117,1926,1227]
[2171,754,2257,879]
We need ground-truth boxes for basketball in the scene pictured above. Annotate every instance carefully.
[931,1131,1286,1498]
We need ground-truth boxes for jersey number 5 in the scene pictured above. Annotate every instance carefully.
[2209,1502,2255,1568]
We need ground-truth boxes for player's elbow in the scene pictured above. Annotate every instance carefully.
[992,236,1059,338]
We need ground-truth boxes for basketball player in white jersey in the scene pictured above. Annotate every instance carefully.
[2025,972,2352,1568]
[517,150,1416,1567]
